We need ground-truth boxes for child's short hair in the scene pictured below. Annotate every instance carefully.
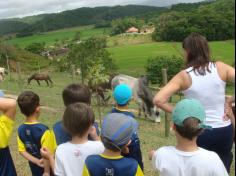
[63,102,95,137]
[101,137,125,152]
[62,84,91,106]
[175,117,203,140]
[17,91,40,117]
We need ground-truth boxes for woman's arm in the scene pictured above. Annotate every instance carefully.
[153,71,188,113]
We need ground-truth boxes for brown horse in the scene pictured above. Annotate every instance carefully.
[28,73,53,87]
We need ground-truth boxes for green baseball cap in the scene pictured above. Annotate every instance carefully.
[172,99,211,129]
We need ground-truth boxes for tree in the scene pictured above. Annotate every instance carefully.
[67,37,117,84]
[25,42,45,55]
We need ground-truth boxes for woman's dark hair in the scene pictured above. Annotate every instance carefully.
[63,103,95,137]
[175,117,203,140]
[183,33,212,75]
[62,84,91,106]
[17,91,40,117]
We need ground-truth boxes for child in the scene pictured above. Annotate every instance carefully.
[111,84,144,170]
[83,113,144,176]
[0,93,17,176]
[53,84,99,145]
[42,102,104,175]
[149,99,229,176]
[17,91,56,176]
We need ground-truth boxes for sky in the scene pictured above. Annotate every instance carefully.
[0,0,204,20]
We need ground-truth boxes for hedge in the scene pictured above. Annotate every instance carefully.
[146,55,184,84]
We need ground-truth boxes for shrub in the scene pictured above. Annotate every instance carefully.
[146,55,184,84]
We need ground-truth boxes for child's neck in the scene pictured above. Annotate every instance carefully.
[176,135,199,152]
[71,135,88,145]
[103,149,121,157]
[116,105,128,110]
[26,114,39,123]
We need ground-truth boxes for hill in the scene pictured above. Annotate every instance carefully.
[0,5,166,36]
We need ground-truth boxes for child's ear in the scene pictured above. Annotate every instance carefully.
[36,106,40,113]
[125,140,131,147]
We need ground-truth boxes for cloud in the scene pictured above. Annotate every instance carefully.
[0,0,204,19]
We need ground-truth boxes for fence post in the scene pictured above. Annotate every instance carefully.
[6,55,12,81]
[162,69,170,137]
[16,62,22,90]
[71,65,75,83]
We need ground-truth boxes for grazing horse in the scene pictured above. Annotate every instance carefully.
[111,74,161,122]
[88,74,116,103]
[28,73,53,87]
[0,67,7,82]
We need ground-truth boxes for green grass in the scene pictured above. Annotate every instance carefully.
[108,40,235,77]
[0,72,234,176]
[6,26,110,48]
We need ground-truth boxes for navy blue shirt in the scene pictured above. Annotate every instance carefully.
[53,121,100,146]
[0,147,17,176]
[85,155,142,176]
[18,123,49,176]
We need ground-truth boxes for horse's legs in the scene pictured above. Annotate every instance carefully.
[48,77,53,85]
[36,80,40,85]
[45,80,49,86]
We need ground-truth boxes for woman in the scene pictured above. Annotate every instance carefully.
[154,33,235,173]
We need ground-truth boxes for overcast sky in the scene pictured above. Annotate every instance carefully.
[0,0,204,20]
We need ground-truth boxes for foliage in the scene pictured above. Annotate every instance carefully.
[152,0,235,41]
[111,17,145,35]
[67,37,117,83]
[146,55,184,84]
[25,42,45,54]
[0,5,163,36]
[86,63,109,88]
[0,43,49,71]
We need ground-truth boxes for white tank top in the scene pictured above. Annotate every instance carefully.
[182,62,231,128]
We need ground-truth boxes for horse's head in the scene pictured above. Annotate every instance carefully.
[139,75,149,86]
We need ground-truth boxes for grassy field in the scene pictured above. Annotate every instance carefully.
[0,72,235,176]
[6,26,111,48]
[108,40,235,77]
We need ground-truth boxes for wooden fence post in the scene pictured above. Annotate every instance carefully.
[6,55,12,81]
[71,65,75,83]
[162,69,170,137]
[16,62,22,90]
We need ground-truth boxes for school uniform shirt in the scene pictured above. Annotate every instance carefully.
[53,121,100,146]
[82,154,144,176]
[55,141,105,176]
[111,108,144,170]
[17,122,56,176]
[152,146,229,176]
[0,115,17,176]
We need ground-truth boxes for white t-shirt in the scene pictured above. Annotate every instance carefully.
[55,141,105,176]
[152,146,228,176]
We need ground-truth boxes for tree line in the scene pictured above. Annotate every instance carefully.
[152,0,235,41]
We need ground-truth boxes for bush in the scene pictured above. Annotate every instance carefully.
[146,55,184,84]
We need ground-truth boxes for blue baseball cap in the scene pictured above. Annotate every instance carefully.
[172,99,211,129]
[113,84,132,105]
[101,113,138,147]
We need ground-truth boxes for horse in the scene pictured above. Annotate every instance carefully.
[88,74,116,103]
[28,73,53,87]
[0,67,8,82]
[111,74,161,123]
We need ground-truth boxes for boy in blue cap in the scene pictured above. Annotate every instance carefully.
[111,84,144,170]
[83,113,144,176]
[149,99,228,176]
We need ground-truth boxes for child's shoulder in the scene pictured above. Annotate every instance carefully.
[18,122,49,132]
